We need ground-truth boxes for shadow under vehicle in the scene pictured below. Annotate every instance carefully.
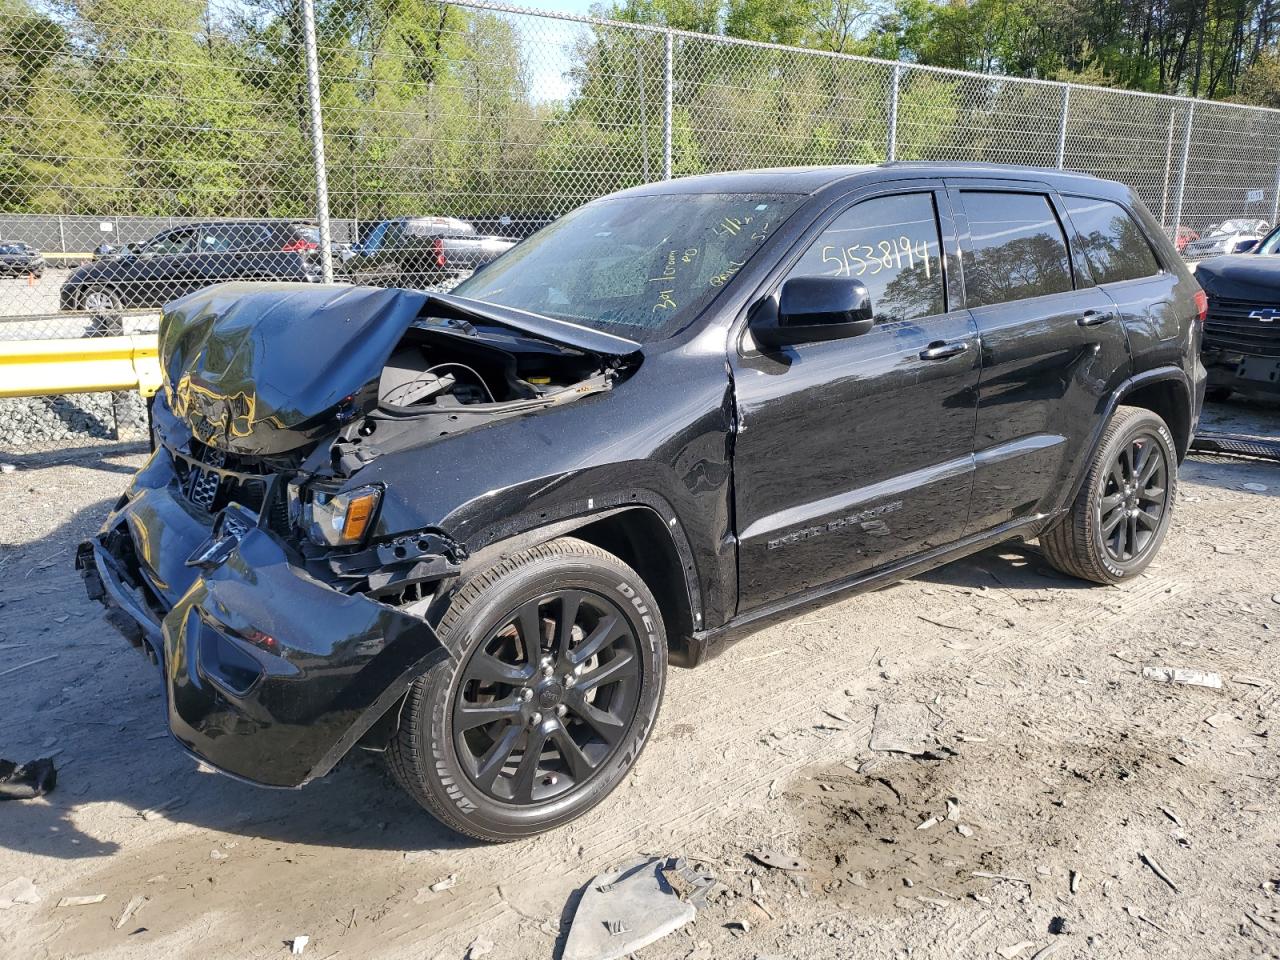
[79,163,1205,842]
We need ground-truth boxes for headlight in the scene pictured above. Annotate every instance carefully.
[299,483,381,547]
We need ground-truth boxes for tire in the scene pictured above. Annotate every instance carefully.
[1039,405,1178,584]
[80,285,124,336]
[387,536,667,842]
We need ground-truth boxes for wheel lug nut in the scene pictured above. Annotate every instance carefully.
[520,688,533,702]
[529,712,542,726]
[542,665,554,678]
[563,674,575,687]
[556,705,567,717]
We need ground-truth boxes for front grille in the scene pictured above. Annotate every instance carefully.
[172,441,277,518]
[1204,297,1280,358]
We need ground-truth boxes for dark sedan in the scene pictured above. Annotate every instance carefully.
[60,220,324,316]
[0,241,44,278]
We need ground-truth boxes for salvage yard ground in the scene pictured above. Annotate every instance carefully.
[1,399,1278,960]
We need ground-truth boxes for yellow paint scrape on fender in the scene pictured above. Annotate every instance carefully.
[0,334,161,399]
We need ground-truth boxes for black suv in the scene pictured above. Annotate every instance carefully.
[60,220,323,317]
[80,164,1205,841]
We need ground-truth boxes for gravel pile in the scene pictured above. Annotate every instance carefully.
[0,391,148,452]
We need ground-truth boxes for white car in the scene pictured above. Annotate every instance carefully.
[1183,218,1271,259]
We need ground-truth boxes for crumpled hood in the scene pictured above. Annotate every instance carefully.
[1194,255,1280,302]
[160,283,429,456]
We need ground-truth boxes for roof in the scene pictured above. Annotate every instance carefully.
[613,161,1130,199]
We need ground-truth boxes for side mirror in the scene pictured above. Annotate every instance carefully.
[752,276,874,348]
[1235,238,1259,254]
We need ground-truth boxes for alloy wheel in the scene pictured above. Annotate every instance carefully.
[82,290,118,314]
[452,589,642,805]
[1098,431,1169,563]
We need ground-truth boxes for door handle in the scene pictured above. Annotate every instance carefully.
[919,340,970,361]
[1078,309,1117,326]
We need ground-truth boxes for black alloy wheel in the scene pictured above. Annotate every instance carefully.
[453,589,642,804]
[1097,431,1169,564]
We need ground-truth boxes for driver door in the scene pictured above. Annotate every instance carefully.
[731,185,981,611]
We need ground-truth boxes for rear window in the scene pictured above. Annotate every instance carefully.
[960,191,1073,307]
[293,225,321,244]
[1064,197,1160,284]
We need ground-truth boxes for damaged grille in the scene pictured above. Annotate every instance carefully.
[172,440,284,525]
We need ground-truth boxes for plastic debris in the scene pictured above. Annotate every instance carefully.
[114,894,149,930]
[563,857,697,960]
[0,757,57,800]
[1142,666,1222,689]
[749,850,810,872]
[290,934,309,955]
[466,935,494,959]
[1139,850,1179,893]
[57,894,107,908]
[869,702,938,755]
[1243,482,1268,492]
[0,877,41,910]
[429,873,458,893]
[658,857,716,909]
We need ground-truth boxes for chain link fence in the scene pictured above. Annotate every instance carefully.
[3,0,1280,453]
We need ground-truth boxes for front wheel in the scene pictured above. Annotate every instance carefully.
[1039,405,1178,584]
[387,537,667,841]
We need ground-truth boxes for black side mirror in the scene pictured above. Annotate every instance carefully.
[752,276,874,348]
[1235,238,1259,254]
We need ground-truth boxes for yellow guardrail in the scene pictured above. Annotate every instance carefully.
[0,334,162,399]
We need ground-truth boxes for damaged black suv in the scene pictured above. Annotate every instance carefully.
[80,164,1206,841]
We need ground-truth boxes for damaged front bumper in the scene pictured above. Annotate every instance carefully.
[76,445,458,788]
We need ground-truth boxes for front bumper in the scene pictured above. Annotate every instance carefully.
[77,447,452,788]
[1203,346,1280,396]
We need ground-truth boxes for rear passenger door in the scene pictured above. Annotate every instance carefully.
[1060,195,1182,375]
[949,183,1131,535]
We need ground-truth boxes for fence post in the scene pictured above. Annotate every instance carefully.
[1055,84,1071,169]
[57,215,66,257]
[1272,149,1280,228]
[1159,108,1176,226]
[887,64,901,162]
[662,30,673,180]
[301,0,334,282]
[1171,102,1195,241]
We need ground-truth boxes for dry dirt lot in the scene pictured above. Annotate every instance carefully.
[1,399,1278,960]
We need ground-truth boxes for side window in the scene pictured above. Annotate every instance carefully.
[199,226,235,253]
[960,191,1073,307]
[787,192,946,323]
[1064,197,1161,283]
[144,229,196,256]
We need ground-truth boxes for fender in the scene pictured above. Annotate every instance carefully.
[447,493,705,638]
[1051,365,1193,521]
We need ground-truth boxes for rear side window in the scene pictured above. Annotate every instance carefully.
[1064,197,1161,283]
[960,191,1073,307]
[786,192,946,323]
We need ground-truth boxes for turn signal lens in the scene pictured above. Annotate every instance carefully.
[1193,289,1208,324]
[340,489,378,543]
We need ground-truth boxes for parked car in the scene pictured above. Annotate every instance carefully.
[0,241,45,278]
[79,163,1205,841]
[1182,218,1271,259]
[339,216,515,288]
[60,220,325,316]
[1173,225,1199,253]
[1232,222,1280,256]
[1192,243,1280,399]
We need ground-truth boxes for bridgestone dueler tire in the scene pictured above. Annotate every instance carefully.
[386,537,667,842]
[1039,405,1178,585]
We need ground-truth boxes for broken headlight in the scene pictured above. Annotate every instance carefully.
[294,483,382,547]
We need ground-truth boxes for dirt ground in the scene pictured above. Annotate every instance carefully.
[1,398,1278,960]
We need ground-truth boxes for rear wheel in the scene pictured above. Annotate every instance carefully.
[80,285,123,336]
[387,537,667,841]
[1039,405,1178,584]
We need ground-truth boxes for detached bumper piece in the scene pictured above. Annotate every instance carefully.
[78,453,455,788]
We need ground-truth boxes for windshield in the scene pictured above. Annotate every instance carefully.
[452,192,803,343]
[1258,226,1280,255]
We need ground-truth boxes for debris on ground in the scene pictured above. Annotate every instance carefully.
[996,941,1037,959]
[57,894,107,908]
[869,702,939,756]
[0,757,56,800]
[113,893,149,930]
[465,935,494,959]
[658,857,716,909]
[1139,850,1180,893]
[430,873,458,893]
[749,850,810,872]
[1141,666,1222,689]
[138,796,185,821]
[562,857,697,960]
[289,934,309,954]
[0,877,41,909]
